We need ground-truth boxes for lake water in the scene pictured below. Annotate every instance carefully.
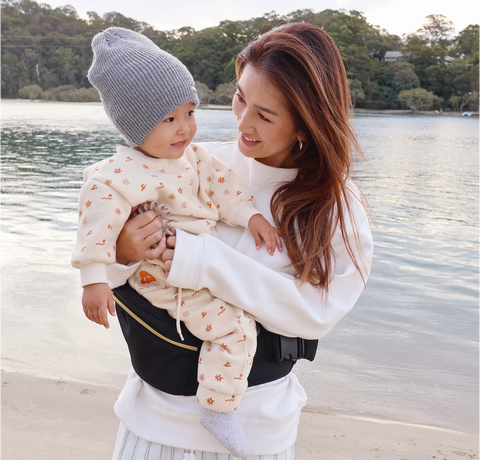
[1,99,478,435]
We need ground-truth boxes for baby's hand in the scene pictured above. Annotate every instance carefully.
[82,283,116,329]
[248,214,283,255]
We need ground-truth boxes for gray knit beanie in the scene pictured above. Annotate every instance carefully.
[88,27,198,147]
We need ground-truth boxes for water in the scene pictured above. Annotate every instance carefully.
[1,100,478,435]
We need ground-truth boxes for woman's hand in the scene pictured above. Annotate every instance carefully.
[161,236,176,271]
[116,210,166,265]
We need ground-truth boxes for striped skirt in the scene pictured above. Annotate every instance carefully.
[112,423,295,460]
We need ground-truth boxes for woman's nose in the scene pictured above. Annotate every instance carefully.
[237,109,253,134]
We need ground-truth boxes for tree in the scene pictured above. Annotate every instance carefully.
[458,91,479,112]
[195,81,214,104]
[379,61,420,108]
[213,82,236,105]
[447,92,479,112]
[102,11,146,32]
[384,62,420,92]
[348,79,364,107]
[402,34,427,60]
[1,51,31,97]
[0,1,476,108]
[407,45,447,93]
[53,4,78,19]
[397,88,442,111]
[417,14,455,47]
[18,83,42,100]
[448,95,461,112]
[452,24,479,59]
[468,63,480,91]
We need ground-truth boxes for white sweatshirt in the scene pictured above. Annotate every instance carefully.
[108,141,374,454]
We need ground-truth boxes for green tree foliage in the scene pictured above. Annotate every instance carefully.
[450,90,479,112]
[48,84,100,101]
[348,79,365,107]
[212,82,236,105]
[416,14,455,47]
[386,62,420,91]
[467,64,480,91]
[195,81,214,104]
[400,20,478,110]
[18,83,42,99]
[452,24,479,58]
[1,0,478,111]
[398,88,442,111]
[375,62,420,109]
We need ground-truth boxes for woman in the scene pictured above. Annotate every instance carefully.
[108,22,373,459]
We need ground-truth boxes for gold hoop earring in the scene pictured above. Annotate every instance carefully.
[299,140,303,151]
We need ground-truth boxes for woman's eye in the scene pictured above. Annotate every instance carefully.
[259,113,270,122]
[236,93,245,103]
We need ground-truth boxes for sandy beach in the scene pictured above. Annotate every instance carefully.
[2,371,478,460]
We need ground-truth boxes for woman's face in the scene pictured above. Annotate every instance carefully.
[232,64,301,168]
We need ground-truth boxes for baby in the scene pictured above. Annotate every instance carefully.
[71,27,282,457]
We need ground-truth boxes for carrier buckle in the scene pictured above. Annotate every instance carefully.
[278,336,304,361]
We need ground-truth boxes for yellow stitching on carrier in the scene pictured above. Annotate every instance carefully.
[113,294,198,351]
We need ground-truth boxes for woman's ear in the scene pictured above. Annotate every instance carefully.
[297,133,306,143]
[296,134,306,152]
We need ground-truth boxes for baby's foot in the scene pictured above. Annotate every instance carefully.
[199,407,254,457]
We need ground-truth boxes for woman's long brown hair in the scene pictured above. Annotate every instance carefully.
[236,23,368,290]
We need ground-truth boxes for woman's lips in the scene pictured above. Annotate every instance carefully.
[240,134,260,147]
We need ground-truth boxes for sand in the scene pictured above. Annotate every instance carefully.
[2,371,478,460]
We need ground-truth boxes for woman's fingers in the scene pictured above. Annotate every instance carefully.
[161,248,175,263]
[116,210,163,264]
[144,236,167,259]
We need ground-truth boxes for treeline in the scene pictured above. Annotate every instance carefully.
[2,0,479,111]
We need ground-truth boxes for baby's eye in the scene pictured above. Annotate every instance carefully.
[187,110,195,117]
[164,117,174,123]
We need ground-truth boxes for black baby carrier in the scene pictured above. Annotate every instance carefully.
[113,283,318,396]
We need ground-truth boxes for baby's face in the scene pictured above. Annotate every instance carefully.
[138,102,197,159]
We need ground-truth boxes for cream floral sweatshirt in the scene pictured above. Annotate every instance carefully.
[72,144,259,287]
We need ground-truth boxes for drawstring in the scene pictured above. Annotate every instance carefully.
[183,450,196,459]
[176,287,184,341]
[133,201,182,340]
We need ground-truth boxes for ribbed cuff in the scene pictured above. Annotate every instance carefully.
[80,262,109,287]
[230,202,260,228]
[166,229,205,291]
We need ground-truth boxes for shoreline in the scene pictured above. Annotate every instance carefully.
[353,108,477,116]
[3,99,478,116]
[2,371,478,459]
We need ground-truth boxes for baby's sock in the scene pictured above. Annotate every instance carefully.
[199,407,254,458]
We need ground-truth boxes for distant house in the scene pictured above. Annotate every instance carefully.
[444,56,455,66]
[383,52,458,66]
[384,51,404,62]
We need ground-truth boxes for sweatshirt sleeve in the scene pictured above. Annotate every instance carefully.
[196,147,260,228]
[71,179,132,286]
[166,194,373,340]
[106,260,142,289]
